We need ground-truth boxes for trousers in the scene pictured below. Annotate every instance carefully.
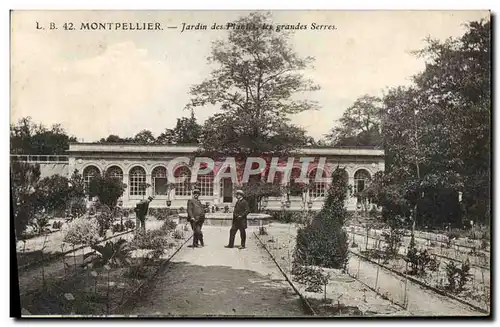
[190,220,204,246]
[228,227,246,247]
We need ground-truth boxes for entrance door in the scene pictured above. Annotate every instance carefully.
[222,178,233,203]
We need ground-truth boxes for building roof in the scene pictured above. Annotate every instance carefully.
[68,142,384,157]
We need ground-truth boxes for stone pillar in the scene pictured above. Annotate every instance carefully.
[146,174,153,198]
[67,157,76,178]
[212,178,220,205]
[122,174,130,206]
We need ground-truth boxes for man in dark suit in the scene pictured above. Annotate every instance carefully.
[187,188,205,247]
[225,189,250,249]
[135,196,154,233]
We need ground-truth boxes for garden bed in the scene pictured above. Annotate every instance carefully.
[19,219,188,316]
[349,231,490,313]
[255,223,406,317]
[16,216,162,269]
[348,227,490,269]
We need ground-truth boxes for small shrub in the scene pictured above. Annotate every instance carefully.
[63,217,100,246]
[445,260,472,293]
[162,219,177,231]
[480,239,489,250]
[95,206,114,237]
[150,208,171,221]
[124,220,135,230]
[125,264,149,279]
[429,257,440,272]
[149,247,165,260]
[131,229,169,250]
[30,213,51,235]
[173,229,184,239]
[258,226,268,235]
[112,223,125,233]
[445,230,461,241]
[405,248,435,276]
[291,265,330,293]
[91,238,132,267]
[381,228,404,261]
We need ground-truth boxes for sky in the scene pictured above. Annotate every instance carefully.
[10,10,490,142]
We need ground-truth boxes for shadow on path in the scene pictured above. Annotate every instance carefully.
[123,260,306,317]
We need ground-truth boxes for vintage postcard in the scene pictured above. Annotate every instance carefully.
[10,10,491,318]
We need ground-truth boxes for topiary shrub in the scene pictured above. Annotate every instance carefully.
[293,168,350,270]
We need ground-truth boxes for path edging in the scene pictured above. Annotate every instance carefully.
[253,232,317,316]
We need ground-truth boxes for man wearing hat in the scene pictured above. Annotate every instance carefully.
[187,188,205,247]
[225,189,250,249]
[135,196,154,233]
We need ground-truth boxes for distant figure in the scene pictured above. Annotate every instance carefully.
[225,190,250,249]
[135,196,154,233]
[187,189,205,247]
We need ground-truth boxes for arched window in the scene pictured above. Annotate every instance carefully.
[289,168,303,196]
[174,166,191,196]
[83,165,100,193]
[152,166,168,196]
[197,171,214,196]
[308,168,328,199]
[106,166,123,181]
[129,166,147,196]
[354,169,371,194]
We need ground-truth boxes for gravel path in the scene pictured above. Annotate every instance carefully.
[124,226,308,317]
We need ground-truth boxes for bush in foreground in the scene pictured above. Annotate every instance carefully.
[62,216,100,246]
[293,168,349,269]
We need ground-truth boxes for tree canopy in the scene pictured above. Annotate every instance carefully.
[359,19,491,227]
[10,117,78,155]
[187,12,319,158]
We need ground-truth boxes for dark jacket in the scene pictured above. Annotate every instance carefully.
[134,200,151,221]
[232,198,250,229]
[187,198,205,222]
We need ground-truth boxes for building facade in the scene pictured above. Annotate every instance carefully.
[61,143,385,212]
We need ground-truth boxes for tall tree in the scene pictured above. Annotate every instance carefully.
[376,19,491,227]
[326,95,383,147]
[187,12,319,158]
[157,111,202,144]
[11,161,41,238]
[10,117,77,155]
[412,20,491,226]
[133,130,156,144]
